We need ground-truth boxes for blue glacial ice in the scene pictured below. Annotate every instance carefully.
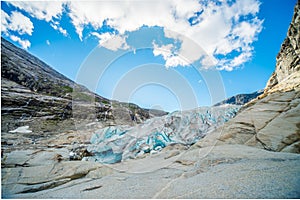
[88,105,240,164]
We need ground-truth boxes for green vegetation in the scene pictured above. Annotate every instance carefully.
[61,85,73,93]
[72,92,94,102]
[101,100,110,105]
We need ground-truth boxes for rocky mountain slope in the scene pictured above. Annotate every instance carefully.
[1,37,167,135]
[1,1,300,198]
[214,90,263,106]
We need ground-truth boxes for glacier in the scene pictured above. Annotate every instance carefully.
[87,105,240,164]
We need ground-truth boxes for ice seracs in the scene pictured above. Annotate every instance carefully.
[87,105,241,164]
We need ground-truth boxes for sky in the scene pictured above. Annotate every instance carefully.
[1,0,297,112]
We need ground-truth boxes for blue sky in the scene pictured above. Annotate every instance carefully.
[1,0,297,112]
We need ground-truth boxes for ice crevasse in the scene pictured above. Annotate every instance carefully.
[87,105,241,164]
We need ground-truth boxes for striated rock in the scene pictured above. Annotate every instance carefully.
[1,161,113,196]
[261,69,300,96]
[1,147,114,197]
[194,1,300,154]
[264,1,300,94]
[193,90,300,153]
[3,145,300,198]
[2,148,70,168]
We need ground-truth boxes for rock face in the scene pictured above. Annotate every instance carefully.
[264,1,300,94]
[214,90,263,106]
[194,90,300,153]
[1,38,167,134]
[194,1,300,153]
[1,148,114,197]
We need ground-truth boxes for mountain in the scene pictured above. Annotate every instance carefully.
[1,1,300,198]
[213,90,263,106]
[1,38,167,134]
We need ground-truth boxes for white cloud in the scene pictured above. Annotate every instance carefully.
[66,0,199,42]
[165,56,190,68]
[153,42,189,67]
[7,1,68,36]
[91,32,129,51]
[10,35,31,49]
[104,35,130,51]
[5,0,263,70]
[153,43,174,61]
[167,0,263,70]
[65,0,262,70]
[200,55,218,70]
[8,1,64,22]
[1,10,34,35]
[91,32,112,45]
[51,23,68,36]
[46,40,50,45]
[230,51,252,67]
[1,10,9,34]
[1,9,33,49]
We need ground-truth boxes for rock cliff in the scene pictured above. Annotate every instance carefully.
[264,1,300,94]
[194,1,300,153]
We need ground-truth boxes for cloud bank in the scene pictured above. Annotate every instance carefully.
[1,9,33,49]
[2,0,263,70]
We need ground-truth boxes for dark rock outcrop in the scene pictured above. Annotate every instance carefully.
[214,90,263,106]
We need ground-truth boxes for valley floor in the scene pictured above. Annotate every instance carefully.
[2,142,300,198]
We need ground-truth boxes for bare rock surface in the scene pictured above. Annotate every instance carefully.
[265,1,300,94]
[2,145,299,198]
[194,89,300,153]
